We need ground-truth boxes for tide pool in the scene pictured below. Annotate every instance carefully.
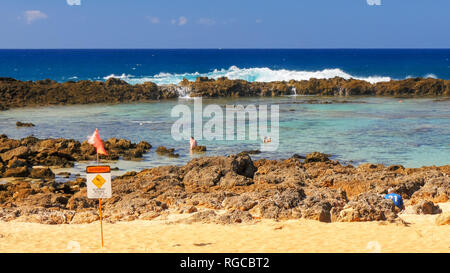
[0,96,449,179]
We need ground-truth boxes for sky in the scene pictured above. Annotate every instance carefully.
[0,0,449,48]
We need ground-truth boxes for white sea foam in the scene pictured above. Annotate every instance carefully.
[103,66,392,85]
[104,73,133,80]
[424,73,437,79]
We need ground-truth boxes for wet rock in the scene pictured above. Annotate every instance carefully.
[387,165,405,172]
[291,154,306,159]
[238,150,261,156]
[191,146,207,153]
[30,167,55,179]
[231,154,256,178]
[7,157,27,168]
[0,136,152,171]
[119,171,137,178]
[1,146,29,162]
[57,172,71,178]
[4,166,29,177]
[156,146,179,158]
[0,77,448,110]
[0,77,176,110]
[16,121,35,127]
[304,152,330,163]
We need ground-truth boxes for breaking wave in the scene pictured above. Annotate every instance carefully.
[103,66,392,85]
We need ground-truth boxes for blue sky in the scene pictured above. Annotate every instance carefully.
[0,0,449,48]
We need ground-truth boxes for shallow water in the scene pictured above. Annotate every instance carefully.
[0,96,449,179]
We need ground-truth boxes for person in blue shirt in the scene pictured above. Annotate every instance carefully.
[384,188,405,210]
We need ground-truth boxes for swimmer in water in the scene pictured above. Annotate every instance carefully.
[263,136,272,143]
[190,136,198,150]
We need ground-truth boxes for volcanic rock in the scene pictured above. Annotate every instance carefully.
[16,121,35,127]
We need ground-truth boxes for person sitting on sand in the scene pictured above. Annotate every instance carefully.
[189,136,198,150]
[384,188,405,210]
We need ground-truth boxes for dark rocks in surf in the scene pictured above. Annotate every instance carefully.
[156,146,179,158]
[0,76,449,110]
[0,77,177,110]
[16,121,35,127]
[0,135,152,178]
[304,152,330,163]
[191,145,207,153]
[179,76,450,98]
[238,150,261,156]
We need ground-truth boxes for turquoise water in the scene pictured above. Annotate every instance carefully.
[0,96,449,176]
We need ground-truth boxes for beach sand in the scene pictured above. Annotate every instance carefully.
[0,202,449,253]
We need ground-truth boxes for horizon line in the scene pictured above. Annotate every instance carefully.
[0,48,450,50]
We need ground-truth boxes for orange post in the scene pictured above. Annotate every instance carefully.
[97,152,104,248]
[99,198,104,248]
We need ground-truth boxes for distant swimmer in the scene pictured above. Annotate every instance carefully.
[263,136,272,143]
[398,100,403,103]
[190,136,198,150]
[384,188,405,210]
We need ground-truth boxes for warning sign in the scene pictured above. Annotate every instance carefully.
[86,166,112,199]
[92,174,107,188]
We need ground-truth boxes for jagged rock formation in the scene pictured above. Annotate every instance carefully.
[0,77,177,110]
[0,135,151,177]
[0,76,448,110]
[180,76,450,97]
[0,144,448,225]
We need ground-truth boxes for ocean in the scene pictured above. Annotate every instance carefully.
[0,49,449,179]
[1,49,450,83]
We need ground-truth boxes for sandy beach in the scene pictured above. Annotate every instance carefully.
[0,202,448,253]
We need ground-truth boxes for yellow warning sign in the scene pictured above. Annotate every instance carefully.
[86,165,111,199]
[92,174,106,189]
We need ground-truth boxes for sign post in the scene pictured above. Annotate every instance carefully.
[86,165,111,248]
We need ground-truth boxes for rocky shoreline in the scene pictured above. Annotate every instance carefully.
[0,76,449,110]
[0,135,448,225]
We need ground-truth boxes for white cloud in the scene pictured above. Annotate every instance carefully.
[198,18,216,26]
[24,10,48,24]
[67,0,81,6]
[366,0,381,5]
[172,16,187,26]
[146,16,160,24]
